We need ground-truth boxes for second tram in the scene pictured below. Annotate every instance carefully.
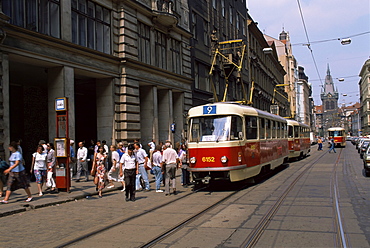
[328,127,346,147]
[187,102,289,184]
[286,119,311,160]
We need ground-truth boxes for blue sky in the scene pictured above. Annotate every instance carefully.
[248,0,370,106]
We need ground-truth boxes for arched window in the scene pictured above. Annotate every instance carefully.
[331,101,335,109]
[326,101,330,109]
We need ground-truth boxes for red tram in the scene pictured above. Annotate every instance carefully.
[187,102,289,184]
[286,119,311,160]
[328,127,346,147]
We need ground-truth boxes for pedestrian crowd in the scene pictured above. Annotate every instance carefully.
[0,138,190,204]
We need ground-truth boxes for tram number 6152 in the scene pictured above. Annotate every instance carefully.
[202,157,215,162]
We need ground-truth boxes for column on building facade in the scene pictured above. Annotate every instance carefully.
[158,89,173,143]
[173,91,184,144]
[0,53,9,160]
[114,75,141,143]
[96,78,115,144]
[47,66,75,142]
[139,85,159,146]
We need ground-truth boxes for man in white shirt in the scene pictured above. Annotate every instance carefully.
[134,142,150,191]
[152,145,163,192]
[162,141,179,196]
[76,141,89,182]
[120,144,138,201]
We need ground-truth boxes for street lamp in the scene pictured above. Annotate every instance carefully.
[340,38,351,45]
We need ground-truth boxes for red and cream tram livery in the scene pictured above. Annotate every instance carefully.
[286,119,311,159]
[328,127,346,147]
[187,102,289,184]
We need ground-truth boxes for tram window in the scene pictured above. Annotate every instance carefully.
[283,123,287,138]
[294,126,299,138]
[230,116,243,140]
[266,119,271,139]
[288,125,293,138]
[259,118,265,139]
[189,115,243,142]
[245,116,257,140]
[272,121,277,138]
[277,122,281,138]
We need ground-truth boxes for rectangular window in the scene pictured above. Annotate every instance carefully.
[155,30,167,70]
[236,14,239,30]
[266,120,271,139]
[229,5,233,24]
[170,38,181,74]
[271,121,276,138]
[189,115,242,142]
[194,61,199,89]
[259,118,265,139]
[72,0,111,54]
[203,19,209,46]
[242,17,245,36]
[221,0,225,17]
[246,116,258,140]
[3,0,60,38]
[288,125,293,138]
[138,22,151,65]
[191,12,197,39]
[294,126,299,138]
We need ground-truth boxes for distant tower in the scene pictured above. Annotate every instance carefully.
[320,64,339,127]
[279,29,288,41]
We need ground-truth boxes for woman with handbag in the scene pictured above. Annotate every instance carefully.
[91,146,107,198]
[1,141,33,204]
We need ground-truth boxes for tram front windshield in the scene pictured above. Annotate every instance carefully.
[189,115,242,142]
[329,130,343,137]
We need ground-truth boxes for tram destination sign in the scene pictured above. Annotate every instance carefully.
[203,105,216,115]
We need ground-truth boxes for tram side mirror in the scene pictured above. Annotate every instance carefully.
[238,132,243,140]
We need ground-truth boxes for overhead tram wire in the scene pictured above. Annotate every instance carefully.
[273,31,370,48]
[297,0,323,87]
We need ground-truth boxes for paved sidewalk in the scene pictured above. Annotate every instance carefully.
[0,176,131,217]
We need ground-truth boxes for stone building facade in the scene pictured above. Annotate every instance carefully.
[0,0,192,162]
[359,59,370,134]
[265,30,298,119]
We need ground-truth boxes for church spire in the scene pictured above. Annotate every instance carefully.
[327,63,330,76]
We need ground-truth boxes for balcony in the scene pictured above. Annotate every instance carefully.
[152,0,178,27]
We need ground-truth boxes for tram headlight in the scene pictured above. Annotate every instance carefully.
[238,152,242,163]
[221,156,228,163]
[190,157,196,164]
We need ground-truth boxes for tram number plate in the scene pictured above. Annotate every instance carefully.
[202,157,215,162]
[203,105,216,114]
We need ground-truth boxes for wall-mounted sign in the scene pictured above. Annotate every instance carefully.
[55,97,67,111]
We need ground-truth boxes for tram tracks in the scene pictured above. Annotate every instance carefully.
[238,149,349,248]
[331,149,349,248]
[56,149,351,248]
[54,187,205,247]
[55,184,248,248]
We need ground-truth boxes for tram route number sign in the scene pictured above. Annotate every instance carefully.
[203,105,216,114]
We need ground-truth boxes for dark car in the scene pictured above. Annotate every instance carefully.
[360,141,370,159]
[363,146,370,177]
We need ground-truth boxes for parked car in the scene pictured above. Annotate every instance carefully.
[363,146,370,177]
[357,138,370,153]
[352,137,359,145]
[360,141,370,159]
